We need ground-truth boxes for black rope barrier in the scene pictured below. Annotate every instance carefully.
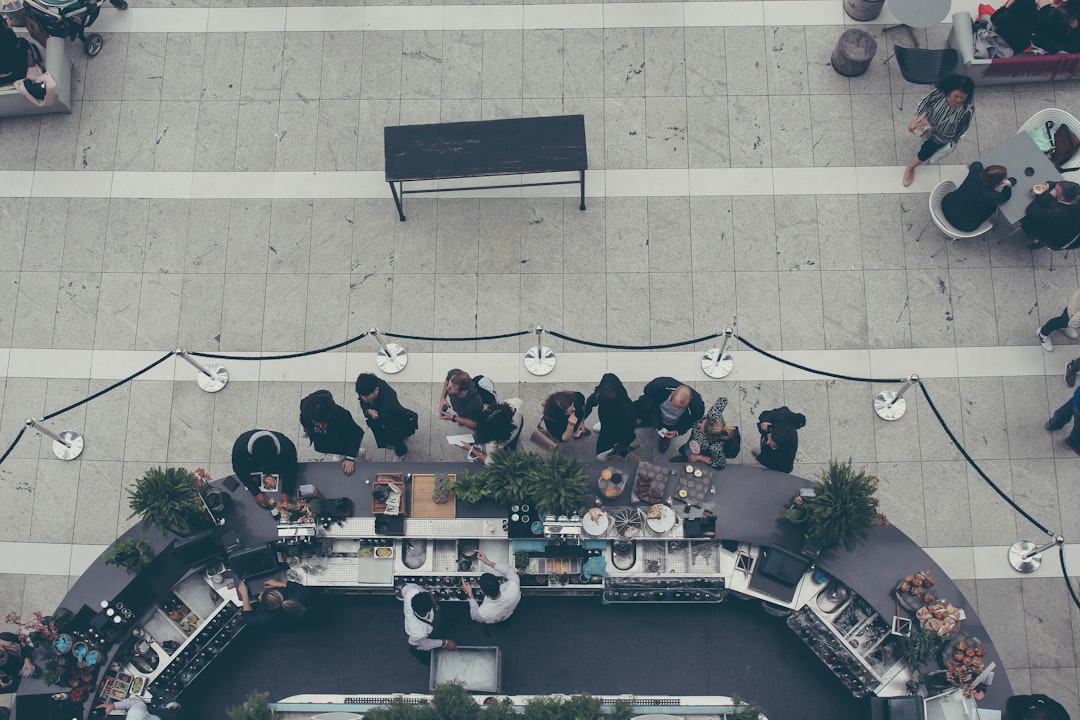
[0,426,26,466]
[189,332,370,362]
[736,334,906,385]
[1059,546,1080,608]
[546,329,722,351]
[383,330,531,342]
[43,351,177,422]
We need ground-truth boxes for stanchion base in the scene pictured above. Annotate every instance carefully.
[1008,540,1043,573]
[524,346,557,376]
[53,431,84,461]
[196,363,229,393]
[701,349,734,379]
[376,344,408,374]
[874,391,906,421]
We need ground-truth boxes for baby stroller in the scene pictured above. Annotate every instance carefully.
[2,0,125,57]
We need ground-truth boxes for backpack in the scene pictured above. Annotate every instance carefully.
[474,375,497,406]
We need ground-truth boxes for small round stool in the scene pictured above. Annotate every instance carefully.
[843,0,885,20]
[831,28,878,77]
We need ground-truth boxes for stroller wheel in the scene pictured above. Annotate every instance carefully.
[84,33,103,56]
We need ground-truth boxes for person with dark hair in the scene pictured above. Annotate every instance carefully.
[675,397,741,470]
[903,75,976,187]
[0,632,34,692]
[1033,0,1080,52]
[753,406,805,473]
[438,369,496,429]
[355,373,419,460]
[1045,385,1080,455]
[542,390,588,442]
[1037,287,1080,351]
[401,583,457,661]
[462,398,524,464]
[231,429,298,507]
[635,377,706,453]
[237,578,310,631]
[1004,693,1071,720]
[584,373,638,461]
[1022,180,1080,250]
[990,0,1041,53]
[299,390,364,475]
[462,550,521,624]
[941,162,1013,231]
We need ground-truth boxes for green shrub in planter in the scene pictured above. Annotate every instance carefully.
[728,696,765,720]
[453,450,589,516]
[226,691,273,720]
[900,626,946,669]
[433,681,481,720]
[103,538,154,573]
[128,466,211,535]
[804,460,886,552]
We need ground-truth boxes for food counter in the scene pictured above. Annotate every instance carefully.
[14,459,1012,719]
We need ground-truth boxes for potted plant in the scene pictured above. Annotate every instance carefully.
[526,451,589,516]
[128,466,212,536]
[782,496,809,524]
[103,538,154,574]
[452,450,588,516]
[227,691,273,720]
[727,696,765,720]
[433,681,481,720]
[899,626,946,670]
[804,460,888,552]
[514,551,530,573]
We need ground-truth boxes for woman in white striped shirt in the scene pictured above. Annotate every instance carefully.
[903,75,976,187]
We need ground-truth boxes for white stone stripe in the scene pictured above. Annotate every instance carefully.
[0,540,1069,581]
[0,346,1069,384]
[0,166,971,200]
[81,0,939,33]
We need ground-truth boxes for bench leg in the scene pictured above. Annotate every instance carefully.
[389,181,406,221]
[579,170,586,211]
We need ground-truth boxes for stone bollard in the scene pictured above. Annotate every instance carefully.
[843,0,885,21]
[832,28,878,77]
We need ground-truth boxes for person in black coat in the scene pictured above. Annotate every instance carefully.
[299,390,365,475]
[1022,180,1080,249]
[941,162,1013,232]
[0,632,35,692]
[991,0,1041,53]
[355,373,419,459]
[635,377,705,453]
[584,373,638,460]
[231,430,299,507]
[753,406,805,474]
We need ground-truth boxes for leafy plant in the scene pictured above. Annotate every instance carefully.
[514,551,530,570]
[527,452,589,516]
[900,626,947,669]
[226,691,273,720]
[804,460,887,552]
[104,538,154,573]
[452,450,589,516]
[727,696,765,720]
[128,466,211,535]
[433,681,481,720]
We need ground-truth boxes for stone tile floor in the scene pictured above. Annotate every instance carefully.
[2,0,1080,715]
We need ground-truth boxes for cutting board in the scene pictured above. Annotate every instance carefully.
[411,474,457,518]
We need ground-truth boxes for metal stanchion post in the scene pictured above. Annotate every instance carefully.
[1008,534,1064,573]
[177,349,229,393]
[524,325,556,376]
[370,327,408,374]
[874,374,917,421]
[25,418,84,461]
[701,325,736,379]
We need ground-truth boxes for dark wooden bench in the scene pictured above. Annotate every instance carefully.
[383,114,588,221]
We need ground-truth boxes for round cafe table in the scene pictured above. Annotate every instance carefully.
[887,0,951,27]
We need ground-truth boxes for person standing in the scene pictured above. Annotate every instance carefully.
[462,550,521,624]
[1022,180,1080,250]
[752,406,806,474]
[941,162,1013,231]
[299,390,365,475]
[438,369,496,430]
[401,584,457,662]
[584,373,638,461]
[231,430,298,507]
[1037,287,1080,351]
[94,698,161,720]
[635,377,705,453]
[542,390,588,442]
[237,578,310,631]
[902,75,976,187]
[1045,385,1080,455]
[355,373,418,460]
[462,399,524,465]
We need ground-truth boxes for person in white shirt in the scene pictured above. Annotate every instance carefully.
[462,550,521,624]
[401,583,457,654]
[96,698,160,719]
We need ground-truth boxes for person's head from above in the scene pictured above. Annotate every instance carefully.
[478,572,502,599]
[448,370,473,398]
[980,164,1008,188]
[935,74,975,109]
[704,417,737,442]
[411,590,434,615]
[544,390,578,417]
[259,589,306,619]
[670,385,693,410]
[355,373,380,403]
[300,390,334,425]
[475,402,515,444]
[1054,180,1080,204]
[248,432,281,471]
[595,373,628,402]
[767,423,797,450]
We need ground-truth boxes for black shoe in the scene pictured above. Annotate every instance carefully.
[394,444,407,457]
[1046,421,1057,432]
[22,79,45,101]
[1067,360,1079,388]
[658,437,671,453]
[109,0,128,9]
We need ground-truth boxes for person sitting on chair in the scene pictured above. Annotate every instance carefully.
[941,162,1013,232]
[1022,180,1080,250]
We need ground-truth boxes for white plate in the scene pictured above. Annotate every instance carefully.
[645,504,676,533]
[582,511,610,536]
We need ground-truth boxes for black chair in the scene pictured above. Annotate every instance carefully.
[894,46,960,84]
